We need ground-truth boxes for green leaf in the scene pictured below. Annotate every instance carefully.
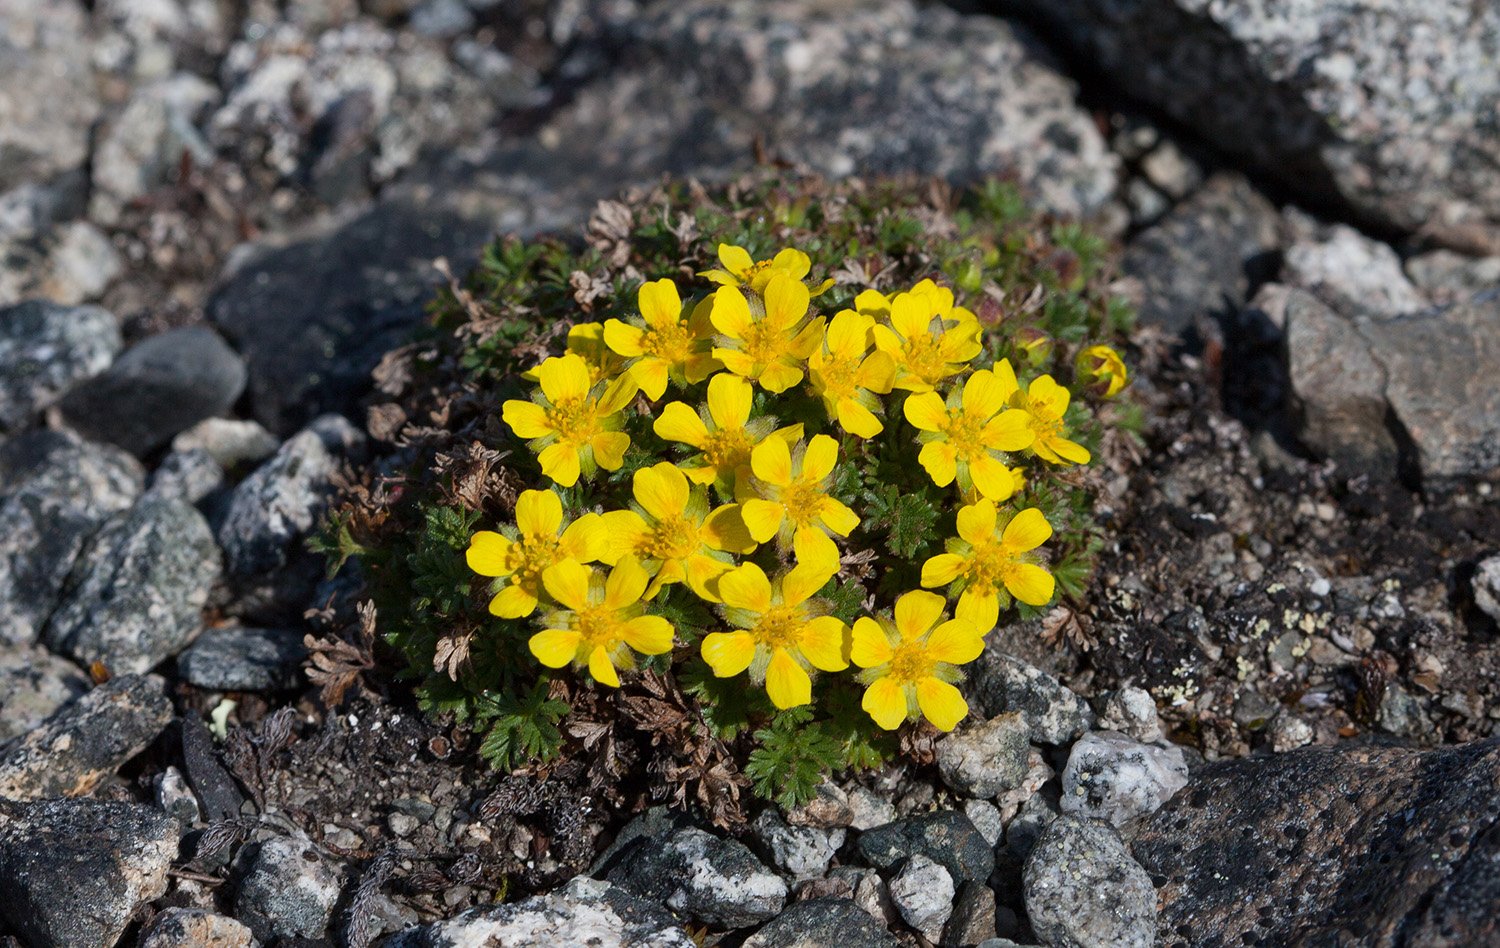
[745,707,843,809]
[474,681,570,772]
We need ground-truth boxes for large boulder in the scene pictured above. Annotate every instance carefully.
[1129,740,1500,945]
[996,0,1500,249]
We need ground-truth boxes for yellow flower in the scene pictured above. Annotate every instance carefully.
[920,501,1056,633]
[1014,373,1091,465]
[851,590,984,731]
[903,360,1034,502]
[654,373,802,492]
[521,323,624,386]
[907,278,979,326]
[466,489,607,618]
[1077,344,1128,398]
[872,283,982,393]
[700,560,847,709]
[603,278,718,400]
[808,310,898,438]
[599,462,756,601]
[529,557,675,688]
[699,243,834,296]
[710,273,825,393]
[502,352,637,487]
[740,434,859,571]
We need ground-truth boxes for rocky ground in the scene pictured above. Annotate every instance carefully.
[1,0,1498,946]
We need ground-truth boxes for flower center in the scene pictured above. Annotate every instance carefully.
[645,514,700,561]
[965,540,1021,595]
[1025,406,1061,443]
[752,604,804,650]
[546,394,602,444]
[574,604,620,650]
[780,479,826,527]
[701,427,753,476]
[886,640,935,684]
[942,410,988,460]
[815,353,860,397]
[642,322,694,365]
[510,533,562,588]
[739,318,783,366]
[902,331,947,385]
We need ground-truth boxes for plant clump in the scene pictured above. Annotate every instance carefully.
[318,172,1136,823]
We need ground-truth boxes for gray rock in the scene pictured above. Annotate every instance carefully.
[154,765,201,829]
[1128,741,1500,945]
[1023,815,1156,948]
[0,643,90,744]
[786,782,855,830]
[235,832,343,942]
[968,650,1094,745]
[889,854,954,942]
[1268,713,1314,753]
[1282,221,1427,320]
[172,417,280,468]
[742,897,902,948]
[750,808,844,882]
[1001,0,1500,249]
[945,881,998,947]
[89,73,218,226]
[936,711,1032,798]
[0,430,143,646]
[1096,688,1163,744]
[1121,173,1282,335]
[1475,555,1500,624]
[60,326,248,456]
[178,625,308,691]
[1002,783,1060,862]
[3,221,124,307]
[853,811,994,885]
[217,414,362,577]
[962,799,1003,847]
[387,876,696,947]
[0,300,121,431]
[1061,731,1190,827]
[1281,286,1500,479]
[0,674,173,799]
[94,0,231,80]
[43,496,221,674]
[0,798,179,948]
[1405,249,1500,303]
[145,448,226,505]
[843,784,896,831]
[604,825,787,929]
[0,0,100,193]
[140,907,257,948]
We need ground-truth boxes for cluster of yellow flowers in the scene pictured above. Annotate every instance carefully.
[469,244,1125,732]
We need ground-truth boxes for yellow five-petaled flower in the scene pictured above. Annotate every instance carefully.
[600,462,755,601]
[1014,373,1091,465]
[700,560,848,709]
[529,557,675,688]
[1076,344,1128,398]
[808,309,897,439]
[711,273,825,394]
[604,278,718,400]
[700,243,834,296]
[871,282,982,393]
[851,590,985,731]
[503,352,637,487]
[904,361,1034,502]
[740,434,859,572]
[654,374,801,494]
[921,501,1056,633]
[465,489,606,618]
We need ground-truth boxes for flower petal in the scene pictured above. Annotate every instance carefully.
[850,618,894,668]
[710,286,753,338]
[862,676,908,730]
[702,504,756,553]
[903,392,949,432]
[638,278,682,329]
[782,558,836,606]
[1006,563,1056,606]
[791,528,841,575]
[916,677,968,731]
[758,360,804,394]
[515,489,564,537]
[1028,374,1071,415]
[717,243,754,277]
[604,556,650,609]
[765,649,812,709]
[1048,436,1092,465]
[955,500,998,545]
[801,434,839,482]
[716,562,774,613]
[894,590,946,642]
[763,272,810,327]
[751,436,794,486]
[655,402,709,446]
[633,463,690,520]
[962,368,1007,420]
[536,353,591,405]
[538,442,581,487]
[818,498,860,537]
[799,616,849,672]
[1003,507,1053,551]
[739,499,785,544]
[630,357,670,401]
[597,509,648,565]
[529,629,581,668]
[503,400,551,440]
[921,553,966,587]
[560,513,608,563]
[542,560,593,612]
[984,409,1035,452]
[889,292,932,340]
[925,618,985,665]
[968,453,1017,502]
[824,310,872,357]
[956,589,1000,635]
[917,440,958,487]
[588,645,621,687]
[590,432,631,471]
[621,615,674,655]
[702,630,757,677]
[489,583,537,618]
[466,531,513,577]
[837,398,883,439]
[771,247,811,280]
[706,373,753,429]
[604,319,646,357]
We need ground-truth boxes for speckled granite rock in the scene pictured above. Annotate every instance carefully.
[0,300,121,432]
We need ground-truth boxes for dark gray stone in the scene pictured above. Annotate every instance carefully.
[750,807,844,882]
[0,673,173,799]
[235,832,343,942]
[741,898,902,948]
[945,880,999,947]
[1023,815,1156,948]
[936,711,1032,798]
[0,643,90,744]
[0,430,143,646]
[59,326,248,456]
[1060,731,1189,827]
[0,799,178,948]
[604,824,787,929]
[1121,173,1282,335]
[144,447,226,505]
[388,876,696,947]
[968,649,1094,745]
[0,300,120,431]
[139,907,257,948]
[853,811,995,885]
[43,496,221,674]
[178,625,307,691]
[1129,740,1500,946]
[997,0,1500,249]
